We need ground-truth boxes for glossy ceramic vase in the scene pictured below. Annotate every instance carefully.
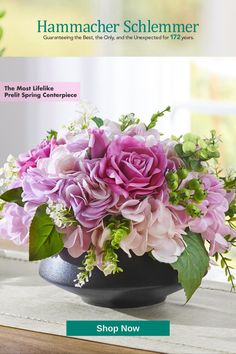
[39,248,181,308]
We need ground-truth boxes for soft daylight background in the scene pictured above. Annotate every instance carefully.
[0,56,236,271]
[0,0,236,56]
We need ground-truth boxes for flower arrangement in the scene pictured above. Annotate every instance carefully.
[0,103,236,301]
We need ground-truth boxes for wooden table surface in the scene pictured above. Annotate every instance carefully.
[0,325,161,354]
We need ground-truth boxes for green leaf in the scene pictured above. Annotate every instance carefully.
[91,116,104,128]
[190,160,204,172]
[174,143,184,157]
[47,129,58,140]
[0,187,24,207]
[29,204,64,261]
[171,230,209,301]
[0,27,3,41]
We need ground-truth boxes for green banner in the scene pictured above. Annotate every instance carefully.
[66,320,170,336]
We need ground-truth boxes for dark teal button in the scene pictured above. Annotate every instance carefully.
[66,320,170,336]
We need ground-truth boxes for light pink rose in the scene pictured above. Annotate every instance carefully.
[37,145,78,177]
[63,225,91,258]
[120,197,186,263]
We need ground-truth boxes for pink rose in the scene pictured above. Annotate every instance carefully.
[99,136,167,198]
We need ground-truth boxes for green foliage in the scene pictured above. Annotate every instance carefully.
[91,116,104,128]
[223,177,236,192]
[75,215,130,286]
[166,169,206,217]
[225,235,236,248]
[183,133,198,144]
[221,172,236,230]
[226,202,236,229]
[102,243,124,276]
[214,252,235,290]
[174,130,220,172]
[75,248,96,287]
[0,187,24,207]
[119,113,140,131]
[177,167,188,180]
[47,129,58,140]
[101,215,130,275]
[178,188,191,202]
[169,131,220,217]
[222,170,236,195]
[182,141,196,154]
[146,106,171,130]
[105,215,130,249]
[186,203,202,217]
[171,230,209,301]
[29,204,64,261]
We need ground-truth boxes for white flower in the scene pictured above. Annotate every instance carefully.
[60,101,98,137]
[75,100,98,126]
[0,155,19,188]
[46,201,76,228]
[103,119,121,139]
[57,101,99,143]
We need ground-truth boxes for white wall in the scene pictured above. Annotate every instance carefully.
[0,57,190,164]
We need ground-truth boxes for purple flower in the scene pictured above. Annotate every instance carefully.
[98,136,167,198]
[17,139,59,175]
[88,128,109,158]
[60,165,119,228]
[189,174,230,255]
[0,203,33,245]
[22,167,64,205]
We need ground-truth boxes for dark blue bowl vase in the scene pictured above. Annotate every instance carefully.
[39,248,181,308]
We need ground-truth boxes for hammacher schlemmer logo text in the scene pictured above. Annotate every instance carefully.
[37,19,199,34]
